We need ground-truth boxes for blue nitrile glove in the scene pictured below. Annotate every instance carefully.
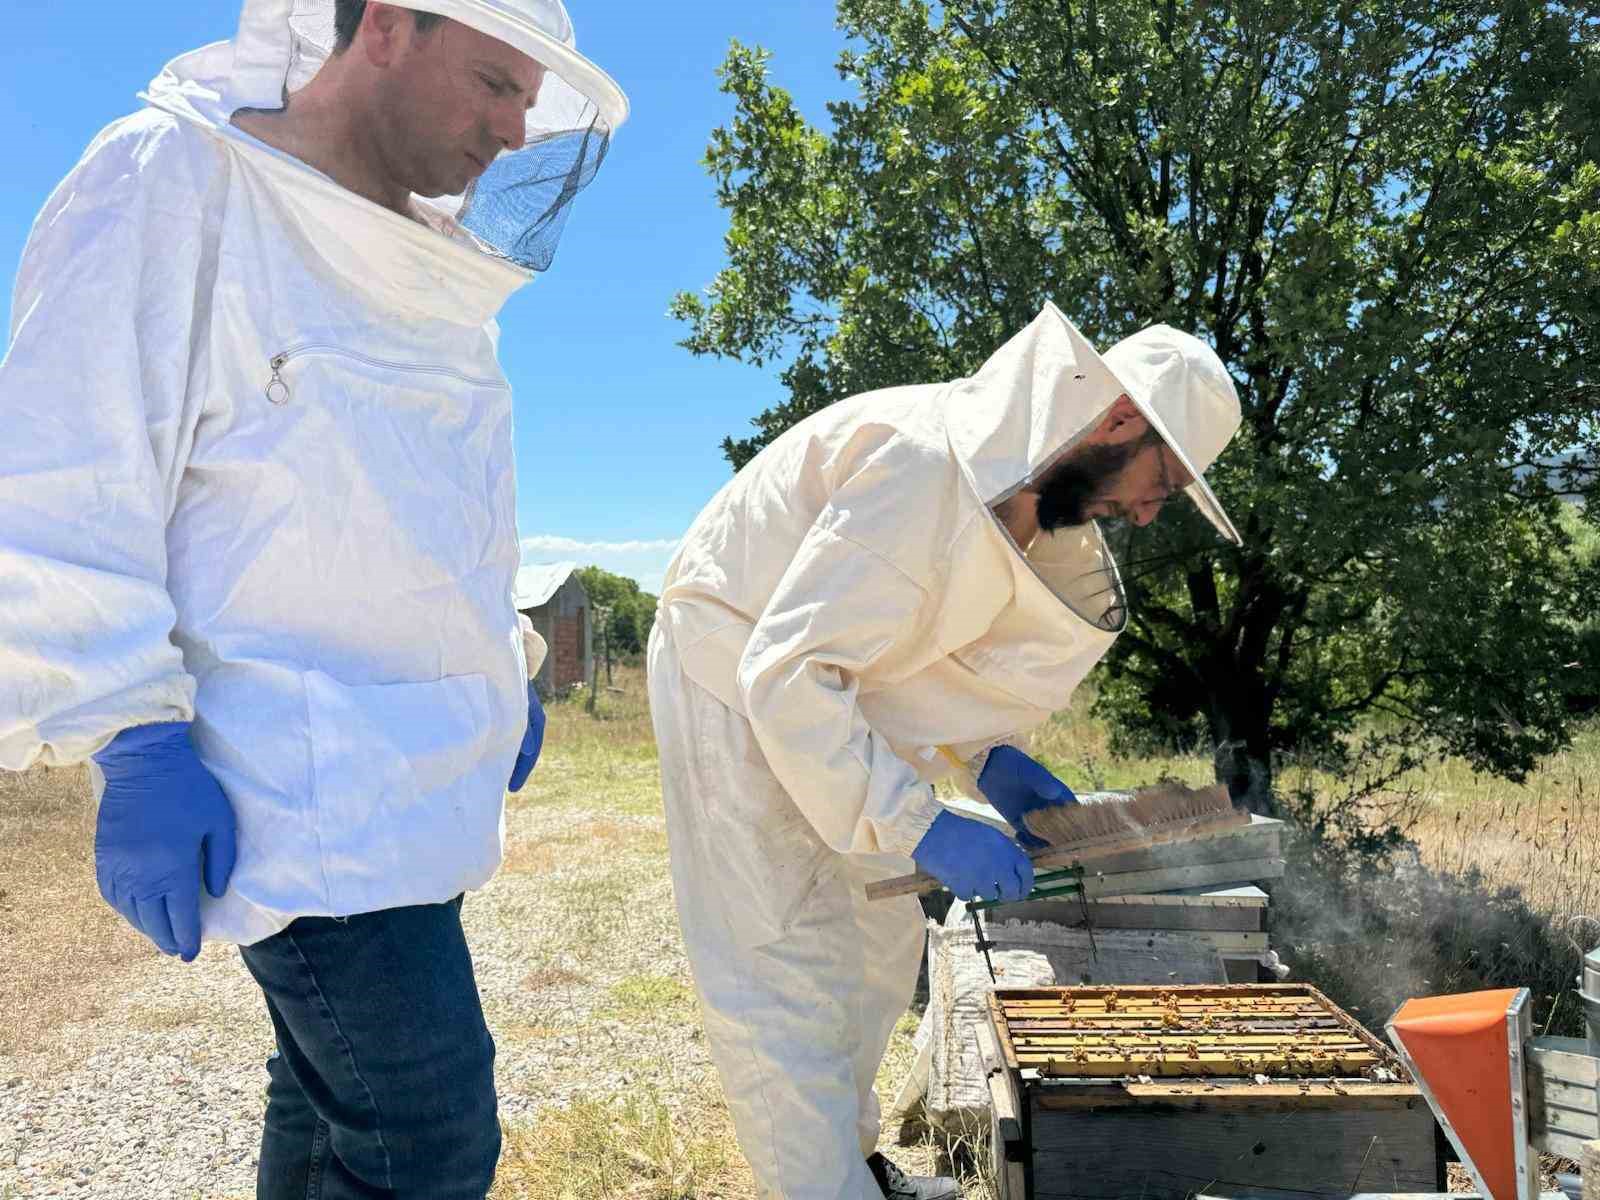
[911,810,1035,903]
[977,745,1078,850]
[507,681,546,792]
[91,722,237,962]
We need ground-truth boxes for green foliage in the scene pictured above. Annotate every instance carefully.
[673,0,1600,808]
[575,566,658,658]
[1558,503,1600,712]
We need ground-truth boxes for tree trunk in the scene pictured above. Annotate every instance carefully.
[1207,679,1278,816]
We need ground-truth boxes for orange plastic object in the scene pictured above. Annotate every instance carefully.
[1388,989,1523,1200]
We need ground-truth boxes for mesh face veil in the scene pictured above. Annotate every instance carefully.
[280,0,626,272]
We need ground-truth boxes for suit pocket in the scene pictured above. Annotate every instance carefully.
[690,687,833,951]
[303,670,492,908]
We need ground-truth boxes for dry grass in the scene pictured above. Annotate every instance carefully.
[608,974,696,1020]
[489,671,766,1196]
[9,659,1589,1197]
[488,665,1000,1196]
[493,1085,755,1200]
[1398,733,1600,935]
[1029,686,1600,933]
[0,766,149,1060]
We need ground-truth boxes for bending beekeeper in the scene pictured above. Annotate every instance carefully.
[0,3,624,1196]
[650,304,1244,1200]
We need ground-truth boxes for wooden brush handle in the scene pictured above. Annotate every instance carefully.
[864,803,1250,903]
[865,844,1073,902]
[865,867,950,902]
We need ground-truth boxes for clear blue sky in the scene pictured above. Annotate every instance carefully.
[0,5,851,593]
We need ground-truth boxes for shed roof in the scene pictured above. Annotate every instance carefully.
[514,562,585,610]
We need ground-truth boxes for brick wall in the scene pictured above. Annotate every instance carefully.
[551,610,586,690]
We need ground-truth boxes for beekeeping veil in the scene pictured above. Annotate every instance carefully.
[946,304,1243,639]
[225,0,628,272]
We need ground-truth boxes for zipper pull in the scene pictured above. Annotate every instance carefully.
[265,353,290,405]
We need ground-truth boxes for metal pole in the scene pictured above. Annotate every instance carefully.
[1583,945,1600,1059]
[1584,946,1600,1200]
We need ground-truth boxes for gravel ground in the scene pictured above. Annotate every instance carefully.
[0,671,988,1200]
[0,726,958,1200]
[0,795,713,1198]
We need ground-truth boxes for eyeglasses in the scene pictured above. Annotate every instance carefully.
[1152,439,1193,498]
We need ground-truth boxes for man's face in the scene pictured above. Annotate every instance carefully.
[374,17,547,198]
[1036,402,1194,533]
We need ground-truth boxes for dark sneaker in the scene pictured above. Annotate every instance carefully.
[867,1151,961,1200]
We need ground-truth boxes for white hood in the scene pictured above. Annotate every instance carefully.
[947,303,1244,549]
[165,0,628,275]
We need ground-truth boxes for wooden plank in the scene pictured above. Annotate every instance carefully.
[1533,1071,1597,1114]
[1534,1096,1600,1141]
[1531,1035,1599,1086]
[1017,1024,1353,1037]
[999,983,1313,998]
[1192,1193,1568,1199]
[1529,1037,1600,1156]
[974,1002,1028,1200]
[1529,1047,1600,1148]
[1081,857,1287,899]
[1011,1026,1369,1040]
[998,1158,1024,1200]
[1097,890,1267,908]
[865,803,1255,900]
[988,990,1021,1073]
[1189,930,1268,952]
[1051,819,1283,877]
[997,983,1317,1003]
[1538,1126,1592,1161]
[996,898,1264,932]
[1298,982,1407,1063]
[1017,1030,1369,1049]
[1034,1083,1424,1111]
[1021,1052,1382,1077]
[975,1018,1023,1147]
[1029,1101,1438,1199]
[999,993,1323,1007]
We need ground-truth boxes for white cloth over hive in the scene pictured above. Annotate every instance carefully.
[0,0,625,944]
[896,904,1228,1130]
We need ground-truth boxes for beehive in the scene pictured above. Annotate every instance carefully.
[979,984,1441,1200]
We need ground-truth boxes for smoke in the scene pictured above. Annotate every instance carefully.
[1270,821,1585,1036]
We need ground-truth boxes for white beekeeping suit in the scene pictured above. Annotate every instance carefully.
[650,303,1241,1199]
[519,613,550,680]
[0,0,626,945]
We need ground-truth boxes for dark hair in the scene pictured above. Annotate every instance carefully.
[1035,427,1165,533]
[333,2,445,53]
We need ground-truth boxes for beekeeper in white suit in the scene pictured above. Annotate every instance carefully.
[650,303,1244,1200]
[0,2,623,1195]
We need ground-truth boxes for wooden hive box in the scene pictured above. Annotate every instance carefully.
[978,984,1440,1200]
[981,815,1286,982]
[992,884,1275,980]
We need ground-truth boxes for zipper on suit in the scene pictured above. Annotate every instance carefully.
[264,344,508,405]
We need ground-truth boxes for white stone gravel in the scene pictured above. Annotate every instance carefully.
[0,798,714,1199]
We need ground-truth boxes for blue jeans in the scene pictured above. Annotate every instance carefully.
[239,896,500,1199]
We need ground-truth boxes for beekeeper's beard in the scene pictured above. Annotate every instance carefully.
[1035,429,1161,532]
